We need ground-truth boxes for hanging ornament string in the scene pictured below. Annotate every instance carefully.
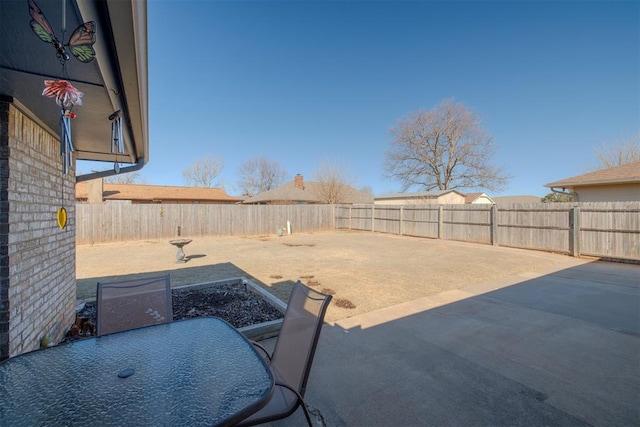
[61,0,66,36]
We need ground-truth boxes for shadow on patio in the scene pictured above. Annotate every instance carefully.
[266,260,639,426]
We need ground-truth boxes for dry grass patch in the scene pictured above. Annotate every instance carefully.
[334,298,356,309]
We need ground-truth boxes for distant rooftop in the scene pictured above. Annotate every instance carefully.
[375,190,465,200]
[76,182,242,204]
[545,162,640,189]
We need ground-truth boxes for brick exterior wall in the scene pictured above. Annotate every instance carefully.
[0,99,76,360]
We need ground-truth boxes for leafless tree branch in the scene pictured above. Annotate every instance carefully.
[182,153,224,188]
[103,171,146,184]
[590,132,640,170]
[314,160,355,204]
[384,98,510,192]
[237,156,288,197]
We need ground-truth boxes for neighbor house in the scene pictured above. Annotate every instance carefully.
[374,190,466,205]
[1,0,147,359]
[464,192,496,204]
[545,162,640,202]
[76,179,242,204]
[243,174,373,204]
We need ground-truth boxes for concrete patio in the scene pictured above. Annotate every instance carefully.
[262,259,639,426]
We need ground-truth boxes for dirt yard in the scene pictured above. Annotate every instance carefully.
[76,230,575,322]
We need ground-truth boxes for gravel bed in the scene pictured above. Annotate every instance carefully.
[171,283,284,326]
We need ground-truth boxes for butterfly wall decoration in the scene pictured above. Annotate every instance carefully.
[28,0,96,63]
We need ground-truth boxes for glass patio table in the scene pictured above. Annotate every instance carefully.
[0,317,274,427]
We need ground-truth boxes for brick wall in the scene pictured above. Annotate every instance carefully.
[0,99,76,360]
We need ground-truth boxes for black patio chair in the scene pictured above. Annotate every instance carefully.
[237,281,332,426]
[96,274,172,336]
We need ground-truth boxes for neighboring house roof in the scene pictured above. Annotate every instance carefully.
[464,192,495,204]
[493,195,542,204]
[545,162,640,189]
[243,175,373,204]
[76,182,242,204]
[375,190,466,201]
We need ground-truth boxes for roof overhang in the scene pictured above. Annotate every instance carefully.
[0,0,148,181]
[544,178,640,190]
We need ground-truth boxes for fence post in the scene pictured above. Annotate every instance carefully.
[490,205,498,245]
[438,205,444,239]
[569,206,580,257]
[349,206,352,230]
[332,205,335,229]
[371,205,375,232]
[399,206,404,236]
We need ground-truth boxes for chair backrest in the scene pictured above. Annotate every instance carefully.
[96,274,172,336]
[270,281,332,397]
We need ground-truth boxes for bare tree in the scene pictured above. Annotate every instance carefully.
[314,160,354,204]
[237,157,288,197]
[182,153,224,188]
[384,98,509,192]
[591,132,640,170]
[103,171,146,184]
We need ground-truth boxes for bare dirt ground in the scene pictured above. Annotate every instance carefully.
[76,230,577,322]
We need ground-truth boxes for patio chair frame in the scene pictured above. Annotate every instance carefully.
[96,274,172,336]
[238,281,332,427]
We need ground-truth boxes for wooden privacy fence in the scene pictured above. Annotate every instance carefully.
[335,202,640,261]
[76,204,336,244]
[78,202,639,261]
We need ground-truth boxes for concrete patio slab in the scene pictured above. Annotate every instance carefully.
[265,259,639,426]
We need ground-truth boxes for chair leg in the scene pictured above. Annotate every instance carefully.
[276,382,314,427]
[299,401,314,426]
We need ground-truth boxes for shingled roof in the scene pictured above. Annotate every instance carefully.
[76,182,242,204]
[545,162,640,189]
[242,175,373,204]
[375,190,466,200]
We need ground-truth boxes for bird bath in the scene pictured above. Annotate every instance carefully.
[169,239,192,263]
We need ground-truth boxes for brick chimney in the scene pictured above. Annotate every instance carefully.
[294,174,304,189]
[86,178,104,203]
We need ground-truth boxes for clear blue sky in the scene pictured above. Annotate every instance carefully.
[124,0,639,197]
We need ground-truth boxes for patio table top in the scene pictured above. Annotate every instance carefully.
[0,317,273,427]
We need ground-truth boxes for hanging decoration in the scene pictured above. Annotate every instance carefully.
[42,79,83,174]
[28,0,96,64]
[28,0,97,230]
[109,110,124,173]
[56,207,67,229]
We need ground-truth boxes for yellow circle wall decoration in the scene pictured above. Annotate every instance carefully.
[56,207,67,229]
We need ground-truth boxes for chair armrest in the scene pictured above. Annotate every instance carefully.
[251,340,272,361]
